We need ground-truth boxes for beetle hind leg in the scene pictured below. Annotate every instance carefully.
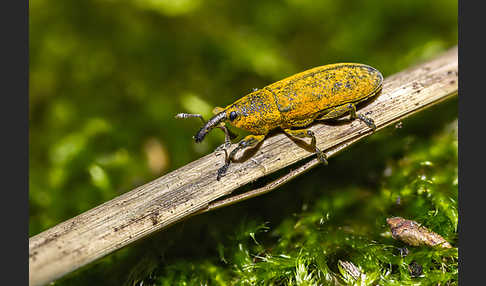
[284,128,328,165]
[347,104,376,131]
[317,103,376,131]
[217,134,265,180]
[357,114,376,131]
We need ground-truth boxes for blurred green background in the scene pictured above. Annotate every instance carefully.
[30,0,457,285]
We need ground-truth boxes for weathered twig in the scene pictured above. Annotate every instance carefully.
[29,46,458,286]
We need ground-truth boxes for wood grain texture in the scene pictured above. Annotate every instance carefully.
[29,46,458,286]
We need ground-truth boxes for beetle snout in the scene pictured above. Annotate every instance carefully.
[194,129,207,143]
[194,111,227,143]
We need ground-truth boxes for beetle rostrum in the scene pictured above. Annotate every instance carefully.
[194,111,227,143]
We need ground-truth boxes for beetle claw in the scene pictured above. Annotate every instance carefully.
[358,114,376,131]
[217,163,229,181]
[316,149,328,165]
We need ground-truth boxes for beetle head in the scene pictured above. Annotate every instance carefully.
[222,99,273,133]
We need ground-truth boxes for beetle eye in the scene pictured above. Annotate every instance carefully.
[229,111,238,121]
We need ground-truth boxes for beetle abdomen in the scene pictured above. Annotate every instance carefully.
[265,63,383,121]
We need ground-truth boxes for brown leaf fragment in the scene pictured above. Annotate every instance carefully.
[386,217,452,248]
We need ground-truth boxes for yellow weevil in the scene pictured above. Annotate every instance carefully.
[176,63,383,180]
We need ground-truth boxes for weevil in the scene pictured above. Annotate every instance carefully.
[176,63,383,180]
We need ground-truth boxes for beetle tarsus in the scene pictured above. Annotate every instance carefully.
[217,163,229,181]
[358,114,376,131]
[307,130,328,165]
[316,148,328,165]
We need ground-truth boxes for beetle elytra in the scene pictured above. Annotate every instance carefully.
[176,63,383,180]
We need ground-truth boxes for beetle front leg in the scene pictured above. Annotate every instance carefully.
[214,123,235,152]
[217,134,265,181]
[284,128,328,165]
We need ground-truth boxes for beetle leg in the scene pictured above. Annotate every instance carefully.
[347,103,358,120]
[346,104,376,130]
[215,124,233,152]
[217,134,265,180]
[316,103,376,131]
[317,103,355,121]
[357,114,376,131]
[284,128,328,165]
[220,122,238,139]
